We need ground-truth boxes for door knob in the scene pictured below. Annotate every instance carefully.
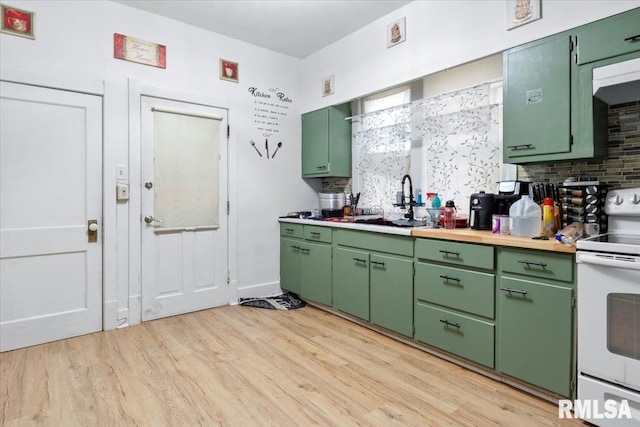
[144,215,162,224]
[88,220,98,243]
[144,181,153,189]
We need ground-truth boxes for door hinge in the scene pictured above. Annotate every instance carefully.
[227,125,230,139]
[571,294,576,307]
[570,134,574,147]
[227,271,230,285]
[227,200,230,215]
[570,378,575,391]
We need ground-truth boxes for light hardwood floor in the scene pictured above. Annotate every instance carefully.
[1,305,582,426]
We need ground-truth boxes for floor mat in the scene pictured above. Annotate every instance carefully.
[238,292,306,310]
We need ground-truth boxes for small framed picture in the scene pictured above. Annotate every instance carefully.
[220,59,239,83]
[1,3,34,39]
[506,0,541,30]
[386,17,406,48]
[321,75,334,97]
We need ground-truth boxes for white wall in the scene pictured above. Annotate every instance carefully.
[0,0,319,328]
[300,0,640,113]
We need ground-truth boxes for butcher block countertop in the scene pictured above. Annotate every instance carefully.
[411,227,576,254]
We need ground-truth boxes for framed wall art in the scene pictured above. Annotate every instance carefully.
[220,59,239,83]
[506,0,541,30]
[321,75,334,97]
[114,33,166,68]
[0,3,34,39]
[386,17,406,48]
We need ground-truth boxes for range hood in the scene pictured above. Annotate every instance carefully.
[592,57,640,105]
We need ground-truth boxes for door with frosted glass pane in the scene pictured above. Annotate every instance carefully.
[141,96,228,321]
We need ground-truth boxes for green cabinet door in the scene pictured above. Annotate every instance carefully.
[497,277,573,397]
[280,237,302,294]
[301,108,329,176]
[300,241,332,306]
[370,253,413,337]
[333,246,370,320]
[301,103,351,178]
[576,8,640,65]
[503,32,572,162]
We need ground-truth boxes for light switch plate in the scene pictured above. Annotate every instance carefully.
[116,182,129,201]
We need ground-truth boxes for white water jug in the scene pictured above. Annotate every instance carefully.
[509,196,541,237]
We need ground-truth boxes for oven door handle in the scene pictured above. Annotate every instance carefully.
[577,252,640,270]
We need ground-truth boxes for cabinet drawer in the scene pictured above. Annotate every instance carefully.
[501,248,574,283]
[415,239,494,270]
[415,262,494,319]
[304,225,332,243]
[414,302,494,368]
[280,223,303,239]
[577,9,640,65]
[334,229,413,257]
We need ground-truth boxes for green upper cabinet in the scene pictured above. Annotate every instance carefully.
[503,31,574,163]
[301,103,352,178]
[576,8,640,65]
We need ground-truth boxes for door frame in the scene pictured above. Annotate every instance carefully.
[127,81,237,326]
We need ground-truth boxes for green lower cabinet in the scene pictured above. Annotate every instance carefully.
[300,241,332,306]
[333,247,370,320]
[280,237,302,295]
[497,276,573,397]
[414,302,495,368]
[370,253,413,337]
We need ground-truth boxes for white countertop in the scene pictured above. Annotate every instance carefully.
[278,217,418,236]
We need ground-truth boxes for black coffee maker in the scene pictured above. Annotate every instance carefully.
[493,181,531,215]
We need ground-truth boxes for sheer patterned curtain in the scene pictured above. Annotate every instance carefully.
[353,81,504,218]
[412,82,503,210]
[353,86,411,219]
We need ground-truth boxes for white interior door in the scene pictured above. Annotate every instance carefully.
[0,81,103,352]
[141,96,228,321]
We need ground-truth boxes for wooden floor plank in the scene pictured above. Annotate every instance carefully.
[0,305,581,426]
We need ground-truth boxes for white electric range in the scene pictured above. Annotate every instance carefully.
[576,187,640,426]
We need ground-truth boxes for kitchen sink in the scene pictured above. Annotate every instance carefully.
[354,218,426,228]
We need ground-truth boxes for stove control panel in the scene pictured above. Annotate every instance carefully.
[605,187,640,216]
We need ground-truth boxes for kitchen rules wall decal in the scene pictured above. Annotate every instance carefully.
[114,33,166,68]
[248,86,292,159]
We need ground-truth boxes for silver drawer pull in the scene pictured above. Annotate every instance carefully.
[500,287,528,295]
[310,232,321,237]
[624,34,640,42]
[353,257,367,264]
[518,259,547,268]
[440,319,461,329]
[370,261,386,268]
